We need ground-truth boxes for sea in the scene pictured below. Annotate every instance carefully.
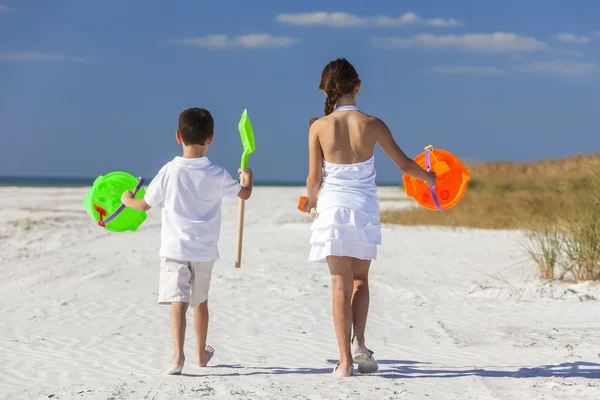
[0,176,307,187]
[0,176,401,187]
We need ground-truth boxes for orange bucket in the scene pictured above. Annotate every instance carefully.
[402,145,470,211]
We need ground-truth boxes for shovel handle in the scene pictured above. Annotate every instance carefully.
[235,198,245,268]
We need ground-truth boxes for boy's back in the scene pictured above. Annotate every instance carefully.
[145,156,241,262]
[120,107,253,375]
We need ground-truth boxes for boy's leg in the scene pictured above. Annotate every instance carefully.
[190,261,215,367]
[158,258,193,372]
[193,300,212,366]
[171,302,189,366]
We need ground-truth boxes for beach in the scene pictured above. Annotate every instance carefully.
[1,186,599,400]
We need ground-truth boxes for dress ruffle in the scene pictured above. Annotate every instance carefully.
[309,207,381,263]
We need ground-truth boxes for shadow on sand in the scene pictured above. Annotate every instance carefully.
[375,360,600,379]
[183,360,600,379]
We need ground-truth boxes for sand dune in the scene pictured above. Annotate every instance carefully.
[1,186,599,400]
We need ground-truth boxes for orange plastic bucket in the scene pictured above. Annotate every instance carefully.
[402,145,470,211]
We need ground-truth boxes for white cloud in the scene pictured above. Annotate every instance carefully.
[371,32,548,53]
[428,18,463,27]
[0,4,11,12]
[554,33,591,43]
[275,12,368,27]
[274,11,463,28]
[166,34,300,49]
[0,52,86,62]
[372,12,463,27]
[371,12,420,26]
[514,60,597,75]
[428,65,504,75]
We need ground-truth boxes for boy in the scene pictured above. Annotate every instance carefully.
[121,107,253,375]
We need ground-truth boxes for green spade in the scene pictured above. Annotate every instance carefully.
[235,109,256,268]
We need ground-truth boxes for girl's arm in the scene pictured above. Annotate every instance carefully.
[374,119,436,186]
[306,121,323,210]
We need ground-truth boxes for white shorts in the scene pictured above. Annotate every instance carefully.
[158,257,215,308]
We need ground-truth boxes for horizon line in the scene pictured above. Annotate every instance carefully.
[0,176,405,188]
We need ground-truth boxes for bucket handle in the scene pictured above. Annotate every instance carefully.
[98,177,144,228]
[425,147,444,212]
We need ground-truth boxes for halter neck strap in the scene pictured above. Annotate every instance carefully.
[334,105,359,112]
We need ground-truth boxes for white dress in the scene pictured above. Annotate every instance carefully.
[308,105,382,263]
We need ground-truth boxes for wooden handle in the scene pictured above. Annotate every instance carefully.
[235,198,245,268]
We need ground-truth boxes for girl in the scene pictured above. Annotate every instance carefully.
[305,58,436,377]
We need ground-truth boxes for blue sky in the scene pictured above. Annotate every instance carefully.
[1,0,599,183]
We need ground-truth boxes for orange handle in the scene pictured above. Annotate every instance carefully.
[298,196,308,213]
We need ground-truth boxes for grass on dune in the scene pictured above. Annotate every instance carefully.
[380,152,600,281]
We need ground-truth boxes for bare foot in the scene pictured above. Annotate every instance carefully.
[172,354,185,366]
[197,345,215,367]
[165,364,183,375]
[166,355,185,375]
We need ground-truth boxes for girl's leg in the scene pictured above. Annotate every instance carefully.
[193,300,212,366]
[351,259,371,355]
[171,302,189,366]
[327,256,354,376]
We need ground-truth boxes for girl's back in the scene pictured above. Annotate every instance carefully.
[312,106,379,165]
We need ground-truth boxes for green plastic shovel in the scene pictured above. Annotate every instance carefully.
[235,109,256,268]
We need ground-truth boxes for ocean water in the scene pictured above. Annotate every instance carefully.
[0,176,401,188]
[0,176,307,188]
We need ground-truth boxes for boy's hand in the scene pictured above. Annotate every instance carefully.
[121,190,134,205]
[238,168,253,187]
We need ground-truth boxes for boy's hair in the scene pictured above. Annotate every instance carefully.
[177,108,214,146]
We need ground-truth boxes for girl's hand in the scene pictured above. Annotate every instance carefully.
[304,198,317,211]
[305,198,318,218]
[425,171,437,187]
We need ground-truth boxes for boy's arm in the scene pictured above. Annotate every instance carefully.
[122,167,166,212]
[121,192,151,211]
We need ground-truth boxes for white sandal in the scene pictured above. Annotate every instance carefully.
[332,362,354,377]
[353,352,379,374]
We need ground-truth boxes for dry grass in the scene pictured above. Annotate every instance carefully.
[381,153,600,230]
[381,152,600,281]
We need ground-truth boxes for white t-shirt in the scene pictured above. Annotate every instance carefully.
[144,156,242,262]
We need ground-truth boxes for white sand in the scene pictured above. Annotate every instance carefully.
[1,186,599,400]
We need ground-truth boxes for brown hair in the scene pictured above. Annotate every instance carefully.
[177,107,214,145]
[318,58,361,116]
